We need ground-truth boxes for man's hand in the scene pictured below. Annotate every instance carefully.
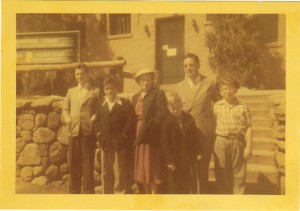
[66,120,72,133]
[243,147,252,160]
[90,114,96,122]
[167,163,176,171]
[196,154,203,161]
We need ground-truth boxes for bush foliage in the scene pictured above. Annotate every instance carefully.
[206,14,285,89]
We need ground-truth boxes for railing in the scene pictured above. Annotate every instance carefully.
[16,60,128,96]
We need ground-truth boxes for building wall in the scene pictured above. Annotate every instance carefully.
[107,14,213,93]
[16,14,286,94]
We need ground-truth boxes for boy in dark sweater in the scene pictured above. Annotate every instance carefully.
[161,92,203,194]
[95,77,136,194]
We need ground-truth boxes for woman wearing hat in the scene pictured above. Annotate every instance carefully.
[132,69,169,194]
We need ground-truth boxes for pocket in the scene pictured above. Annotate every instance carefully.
[67,122,73,134]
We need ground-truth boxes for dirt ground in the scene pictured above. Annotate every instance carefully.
[16,178,69,194]
[16,178,279,195]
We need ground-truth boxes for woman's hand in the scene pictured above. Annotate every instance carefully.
[167,163,176,171]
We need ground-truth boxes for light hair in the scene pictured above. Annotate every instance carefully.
[217,74,240,90]
[166,92,182,106]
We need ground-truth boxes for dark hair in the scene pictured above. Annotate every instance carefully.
[102,77,119,89]
[184,53,200,66]
[218,75,240,90]
[75,63,89,73]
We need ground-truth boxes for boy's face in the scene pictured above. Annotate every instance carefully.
[183,58,199,79]
[75,68,88,85]
[219,84,238,102]
[104,83,118,101]
[168,101,183,117]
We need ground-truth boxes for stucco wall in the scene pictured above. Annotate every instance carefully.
[108,14,213,92]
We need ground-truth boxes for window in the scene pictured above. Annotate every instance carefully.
[257,14,279,43]
[109,14,131,36]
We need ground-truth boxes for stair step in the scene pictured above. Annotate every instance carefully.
[253,137,276,151]
[250,109,271,117]
[248,150,275,165]
[236,94,269,103]
[242,101,270,110]
[252,127,273,138]
[252,117,274,127]
[210,149,275,167]
[208,163,277,184]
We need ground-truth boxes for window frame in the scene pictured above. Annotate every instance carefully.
[107,14,132,40]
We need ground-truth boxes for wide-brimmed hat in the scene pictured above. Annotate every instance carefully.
[134,68,156,83]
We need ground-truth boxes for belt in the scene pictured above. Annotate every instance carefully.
[217,134,244,141]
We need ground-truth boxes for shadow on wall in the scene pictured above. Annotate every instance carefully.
[81,14,114,61]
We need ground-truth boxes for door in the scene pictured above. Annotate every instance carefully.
[156,16,184,84]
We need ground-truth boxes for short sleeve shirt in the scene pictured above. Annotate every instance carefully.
[213,99,252,136]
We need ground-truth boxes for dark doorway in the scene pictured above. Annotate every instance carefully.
[156,16,185,84]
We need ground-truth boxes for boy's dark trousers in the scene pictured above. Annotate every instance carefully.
[167,165,197,194]
[101,148,128,194]
[68,133,96,194]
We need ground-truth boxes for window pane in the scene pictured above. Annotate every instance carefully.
[109,14,131,35]
[258,14,279,43]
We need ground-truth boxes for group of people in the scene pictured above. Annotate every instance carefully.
[63,53,252,195]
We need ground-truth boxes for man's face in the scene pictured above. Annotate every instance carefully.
[104,83,118,101]
[75,68,88,85]
[184,58,199,79]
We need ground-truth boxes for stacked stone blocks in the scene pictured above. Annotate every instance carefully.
[16,96,69,187]
[270,94,286,194]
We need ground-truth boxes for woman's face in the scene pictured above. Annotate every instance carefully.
[139,74,153,92]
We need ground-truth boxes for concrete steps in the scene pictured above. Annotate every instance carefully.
[249,150,275,166]
[252,117,273,128]
[252,137,275,151]
[208,161,277,184]
[250,109,271,117]
[242,101,270,110]
[252,127,273,138]
[236,93,270,103]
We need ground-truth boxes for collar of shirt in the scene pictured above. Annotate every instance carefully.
[78,82,89,90]
[218,98,240,108]
[187,74,202,91]
[102,96,122,111]
[140,91,149,100]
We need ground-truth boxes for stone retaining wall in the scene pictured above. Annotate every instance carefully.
[16,96,101,188]
[270,93,286,194]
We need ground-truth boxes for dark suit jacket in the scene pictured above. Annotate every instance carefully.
[95,97,136,151]
[161,112,203,168]
[132,88,169,146]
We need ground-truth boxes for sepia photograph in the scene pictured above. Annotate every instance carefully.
[15,13,286,195]
[1,1,299,210]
